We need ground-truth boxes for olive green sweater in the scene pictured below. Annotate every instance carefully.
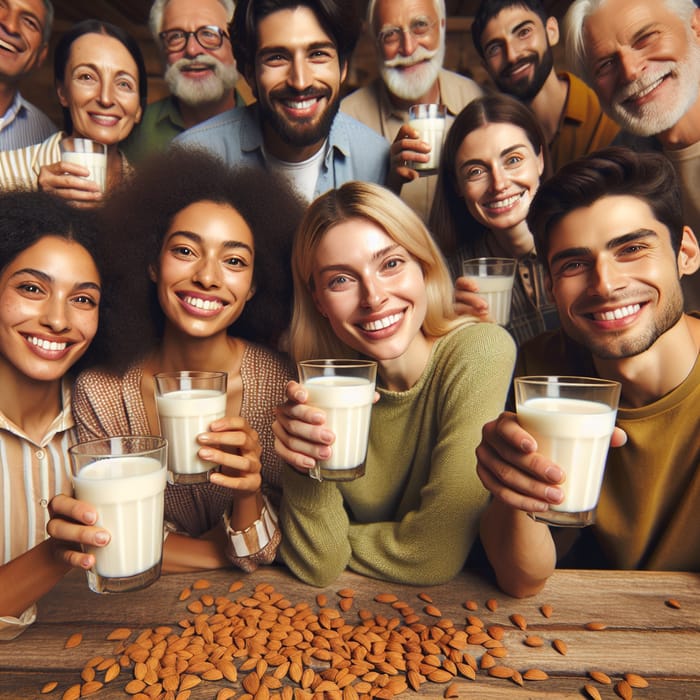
[280,322,516,586]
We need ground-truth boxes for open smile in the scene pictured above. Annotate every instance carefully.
[503,57,535,81]
[622,73,671,108]
[581,302,645,329]
[356,311,405,339]
[88,113,120,126]
[0,37,20,54]
[482,191,526,213]
[178,292,226,316]
[22,334,73,359]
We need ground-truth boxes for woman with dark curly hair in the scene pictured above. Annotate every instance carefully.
[70,147,305,573]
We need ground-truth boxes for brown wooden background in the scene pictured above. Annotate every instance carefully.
[22,0,572,128]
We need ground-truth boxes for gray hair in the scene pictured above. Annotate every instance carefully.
[366,0,445,34]
[40,0,53,44]
[149,0,236,40]
[564,0,698,82]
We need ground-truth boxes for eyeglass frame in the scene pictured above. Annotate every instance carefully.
[376,16,438,49]
[159,25,231,53]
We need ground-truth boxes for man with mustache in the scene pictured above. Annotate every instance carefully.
[174,0,389,202]
[473,148,700,597]
[470,0,618,173]
[563,0,700,310]
[341,0,481,220]
[0,0,56,150]
[123,0,247,164]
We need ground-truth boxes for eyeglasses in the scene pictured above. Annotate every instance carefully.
[377,17,437,49]
[159,25,230,53]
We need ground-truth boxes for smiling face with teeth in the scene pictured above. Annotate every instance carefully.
[250,6,347,163]
[456,121,544,234]
[310,217,433,385]
[153,200,255,341]
[0,235,100,384]
[56,32,143,147]
[0,0,48,84]
[546,194,698,361]
[583,0,700,138]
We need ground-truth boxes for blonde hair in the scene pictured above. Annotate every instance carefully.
[289,181,473,362]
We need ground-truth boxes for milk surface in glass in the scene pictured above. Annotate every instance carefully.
[473,275,513,325]
[156,389,226,476]
[73,456,166,578]
[60,151,107,191]
[303,375,374,479]
[517,397,616,512]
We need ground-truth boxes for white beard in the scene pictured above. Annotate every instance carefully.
[608,38,700,137]
[165,56,239,106]
[379,41,445,102]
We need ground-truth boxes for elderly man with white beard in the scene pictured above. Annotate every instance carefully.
[123,0,247,164]
[563,0,700,309]
[341,0,481,221]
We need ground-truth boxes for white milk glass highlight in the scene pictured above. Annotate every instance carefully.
[408,103,446,175]
[59,137,107,192]
[70,436,167,594]
[154,371,227,484]
[515,376,621,527]
[462,257,516,326]
[299,359,377,481]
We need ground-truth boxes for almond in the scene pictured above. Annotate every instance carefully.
[61,685,81,700]
[540,603,553,618]
[589,670,612,684]
[104,663,121,683]
[427,669,453,683]
[228,580,244,593]
[485,598,498,612]
[624,673,649,689]
[552,638,568,655]
[337,588,355,598]
[522,669,549,681]
[584,684,603,700]
[374,593,397,604]
[418,592,433,603]
[192,578,210,590]
[80,680,103,696]
[488,665,514,679]
[463,600,478,611]
[615,680,633,699]
[524,635,544,647]
[443,681,459,697]
[41,681,58,694]
[665,598,681,609]
[65,632,83,649]
[509,613,527,630]
[107,627,132,641]
[585,621,608,631]
[424,605,442,617]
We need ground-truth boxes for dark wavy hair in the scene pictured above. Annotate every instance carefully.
[428,93,551,259]
[53,19,148,135]
[0,190,105,374]
[232,0,360,77]
[471,0,549,57]
[92,147,305,373]
[528,147,685,268]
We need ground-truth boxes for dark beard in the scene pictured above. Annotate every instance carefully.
[258,88,341,149]
[495,43,554,102]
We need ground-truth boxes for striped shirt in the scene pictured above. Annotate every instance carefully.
[0,92,57,151]
[0,380,75,639]
[0,130,63,190]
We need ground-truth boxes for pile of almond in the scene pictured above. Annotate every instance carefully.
[45,577,654,700]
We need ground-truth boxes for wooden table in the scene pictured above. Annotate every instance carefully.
[1,566,698,699]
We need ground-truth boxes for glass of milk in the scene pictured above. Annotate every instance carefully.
[407,103,446,175]
[69,436,168,594]
[462,257,517,326]
[59,137,107,192]
[514,376,621,527]
[298,359,377,481]
[154,370,227,484]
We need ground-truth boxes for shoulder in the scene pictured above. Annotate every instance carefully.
[174,107,246,144]
[74,366,138,397]
[438,69,483,112]
[332,112,388,144]
[242,343,294,378]
[340,81,382,113]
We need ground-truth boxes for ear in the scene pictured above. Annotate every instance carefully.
[56,81,69,108]
[545,16,560,47]
[246,284,256,301]
[134,104,143,125]
[148,263,158,283]
[677,226,700,278]
[692,8,700,41]
[36,43,49,70]
[536,147,545,177]
[339,59,348,85]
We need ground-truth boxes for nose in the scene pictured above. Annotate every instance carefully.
[192,256,221,288]
[40,298,70,334]
[399,28,418,56]
[98,81,115,107]
[360,276,387,309]
[0,9,19,36]
[488,163,509,193]
[289,54,313,91]
[184,32,202,57]
[618,47,644,83]
[589,256,624,297]
[504,39,519,65]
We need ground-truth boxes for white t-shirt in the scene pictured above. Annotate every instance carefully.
[263,144,325,202]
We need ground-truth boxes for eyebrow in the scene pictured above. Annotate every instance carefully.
[549,229,659,267]
[318,244,401,275]
[165,230,254,255]
[458,144,529,172]
[258,40,337,55]
[10,267,102,292]
[71,62,137,79]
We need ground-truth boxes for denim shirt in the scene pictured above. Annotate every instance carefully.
[173,104,390,197]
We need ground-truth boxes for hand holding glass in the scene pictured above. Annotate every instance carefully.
[59,137,107,192]
[407,103,446,175]
[298,359,377,481]
[514,376,621,527]
[462,257,516,326]
[70,436,167,593]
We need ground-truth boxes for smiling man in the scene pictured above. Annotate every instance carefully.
[174,0,389,202]
[471,0,618,173]
[563,0,700,308]
[0,0,56,150]
[123,0,247,164]
[472,148,700,597]
[341,0,481,220]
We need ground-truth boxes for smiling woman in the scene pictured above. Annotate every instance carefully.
[0,19,146,205]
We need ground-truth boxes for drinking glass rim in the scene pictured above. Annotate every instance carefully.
[68,435,167,458]
[515,375,621,388]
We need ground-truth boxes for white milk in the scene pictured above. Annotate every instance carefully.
[156,389,226,475]
[61,151,107,191]
[73,457,166,578]
[304,376,374,472]
[517,397,616,512]
[473,275,514,326]
[407,116,445,172]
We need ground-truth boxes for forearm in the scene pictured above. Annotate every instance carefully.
[0,539,71,618]
[480,499,555,598]
[162,529,231,574]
